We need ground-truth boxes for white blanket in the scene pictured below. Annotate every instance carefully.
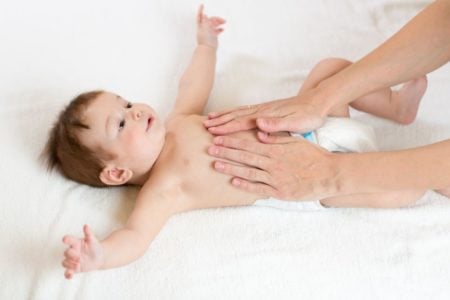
[1,0,450,299]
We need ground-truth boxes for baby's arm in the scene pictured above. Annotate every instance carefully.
[169,5,225,117]
[62,189,176,279]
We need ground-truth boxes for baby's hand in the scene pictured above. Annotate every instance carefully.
[62,224,104,279]
[196,4,225,49]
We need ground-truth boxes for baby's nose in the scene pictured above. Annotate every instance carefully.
[133,110,142,120]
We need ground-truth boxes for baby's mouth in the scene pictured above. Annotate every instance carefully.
[147,117,154,131]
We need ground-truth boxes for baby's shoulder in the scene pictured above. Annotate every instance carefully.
[165,113,206,136]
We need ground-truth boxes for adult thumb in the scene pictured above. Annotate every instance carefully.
[257,116,305,133]
[256,117,287,133]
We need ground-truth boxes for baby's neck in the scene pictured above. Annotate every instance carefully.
[128,167,153,186]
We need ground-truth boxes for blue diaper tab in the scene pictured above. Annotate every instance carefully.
[302,131,314,142]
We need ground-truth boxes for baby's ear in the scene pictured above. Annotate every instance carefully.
[99,166,133,186]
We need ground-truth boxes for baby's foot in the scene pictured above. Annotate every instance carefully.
[391,75,428,125]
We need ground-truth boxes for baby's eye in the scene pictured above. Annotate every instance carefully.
[126,102,133,109]
[119,120,126,130]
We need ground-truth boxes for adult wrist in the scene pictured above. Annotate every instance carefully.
[331,152,366,196]
[313,70,357,118]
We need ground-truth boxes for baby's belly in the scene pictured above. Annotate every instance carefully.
[184,159,261,209]
[171,116,262,209]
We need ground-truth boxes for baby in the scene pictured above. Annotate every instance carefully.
[44,6,429,279]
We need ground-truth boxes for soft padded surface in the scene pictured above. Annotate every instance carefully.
[1,0,450,299]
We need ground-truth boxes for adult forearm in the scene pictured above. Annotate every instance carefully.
[317,0,450,112]
[337,139,450,194]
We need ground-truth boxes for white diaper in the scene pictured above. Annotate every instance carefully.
[254,117,378,211]
[291,117,379,153]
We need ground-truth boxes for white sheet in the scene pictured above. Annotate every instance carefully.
[1,0,450,299]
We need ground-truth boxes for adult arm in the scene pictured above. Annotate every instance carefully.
[319,0,450,114]
[202,0,450,199]
[204,0,450,134]
[208,134,450,200]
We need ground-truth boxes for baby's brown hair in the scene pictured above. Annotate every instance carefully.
[42,90,110,187]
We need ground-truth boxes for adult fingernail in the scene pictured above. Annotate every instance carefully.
[232,178,241,186]
[208,146,219,155]
[214,161,224,170]
[258,131,268,139]
[257,118,267,126]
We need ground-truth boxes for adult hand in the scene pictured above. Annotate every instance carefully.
[203,90,328,135]
[208,132,340,200]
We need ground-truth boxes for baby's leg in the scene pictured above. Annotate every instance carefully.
[298,58,352,118]
[350,76,427,125]
[299,57,427,123]
[320,190,425,208]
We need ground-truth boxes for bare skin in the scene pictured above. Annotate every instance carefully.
[62,112,425,278]
[203,0,450,199]
[61,6,431,280]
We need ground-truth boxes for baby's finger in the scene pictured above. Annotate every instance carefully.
[64,269,74,280]
[197,4,204,24]
[210,17,226,25]
[62,235,79,248]
[64,248,80,260]
[64,256,80,264]
[83,224,96,243]
[62,260,78,269]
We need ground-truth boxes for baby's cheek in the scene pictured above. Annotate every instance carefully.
[124,131,144,150]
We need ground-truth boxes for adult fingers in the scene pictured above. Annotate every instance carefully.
[256,115,307,133]
[207,117,257,135]
[208,145,270,168]
[257,131,303,144]
[230,177,279,198]
[257,113,325,133]
[204,105,258,128]
[213,161,271,184]
[212,135,271,156]
[207,104,258,119]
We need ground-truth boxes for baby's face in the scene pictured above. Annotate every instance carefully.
[79,92,165,178]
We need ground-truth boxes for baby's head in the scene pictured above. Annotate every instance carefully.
[43,91,165,187]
